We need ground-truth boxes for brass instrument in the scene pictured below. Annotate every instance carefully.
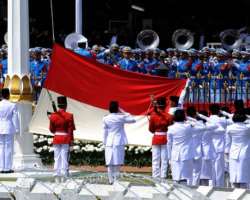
[172,29,194,50]
[136,30,159,50]
[220,29,242,50]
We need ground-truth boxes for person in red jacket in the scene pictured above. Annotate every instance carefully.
[49,96,75,182]
[149,96,173,179]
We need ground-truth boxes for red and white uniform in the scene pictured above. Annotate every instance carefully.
[149,110,172,178]
[49,109,75,177]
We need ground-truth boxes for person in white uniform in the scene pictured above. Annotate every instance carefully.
[226,111,250,188]
[103,101,136,184]
[167,109,207,185]
[186,106,204,186]
[197,110,218,186]
[208,104,228,187]
[0,88,19,173]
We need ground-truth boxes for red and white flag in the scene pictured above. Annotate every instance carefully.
[29,44,188,146]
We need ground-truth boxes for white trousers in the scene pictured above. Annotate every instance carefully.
[107,165,120,184]
[54,144,69,177]
[213,152,225,187]
[152,145,168,178]
[192,158,202,186]
[0,134,14,171]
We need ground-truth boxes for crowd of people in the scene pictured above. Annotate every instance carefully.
[1,41,250,188]
[148,96,250,188]
[0,43,250,103]
[102,93,250,188]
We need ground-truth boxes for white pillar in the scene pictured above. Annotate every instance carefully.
[8,0,29,76]
[8,0,42,170]
[75,0,83,34]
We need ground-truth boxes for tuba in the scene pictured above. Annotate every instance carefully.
[136,29,160,50]
[4,32,7,44]
[220,29,242,50]
[172,29,194,50]
[64,32,88,50]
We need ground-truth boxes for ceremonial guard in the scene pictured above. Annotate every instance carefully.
[167,109,195,185]
[149,97,172,179]
[226,111,250,188]
[186,106,203,186]
[103,101,136,184]
[197,111,217,186]
[49,96,75,182]
[208,104,228,187]
[0,88,20,173]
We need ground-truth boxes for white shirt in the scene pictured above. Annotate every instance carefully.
[226,123,250,160]
[0,99,20,134]
[168,122,202,161]
[103,112,136,147]
[209,115,227,153]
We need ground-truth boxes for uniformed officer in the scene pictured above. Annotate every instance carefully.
[103,101,136,184]
[177,50,192,78]
[149,97,173,179]
[167,109,195,185]
[49,96,75,182]
[118,47,138,72]
[97,44,121,66]
[186,106,203,186]
[208,104,228,187]
[0,88,20,173]
[29,50,48,101]
[197,110,217,186]
[140,49,159,75]
[226,111,250,188]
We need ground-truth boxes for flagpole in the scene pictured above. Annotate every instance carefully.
[75,0,83,34]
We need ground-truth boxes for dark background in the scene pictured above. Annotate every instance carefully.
[0,0,249,48]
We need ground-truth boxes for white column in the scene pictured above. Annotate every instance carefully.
[8,0,29,76]
[75,0,83,34]
[8,0,43,170]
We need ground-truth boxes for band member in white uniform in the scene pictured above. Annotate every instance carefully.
[226,111,250,188]
[0,88,20,173]
[103,101,136,184]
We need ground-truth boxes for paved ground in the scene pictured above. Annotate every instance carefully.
[47,165,152,173]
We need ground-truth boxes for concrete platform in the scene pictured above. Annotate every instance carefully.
[0,170,80,182]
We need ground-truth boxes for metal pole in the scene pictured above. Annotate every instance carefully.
[75,0,83,34]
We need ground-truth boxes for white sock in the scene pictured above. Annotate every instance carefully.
[114,166,120,181]
[107,166,114,184]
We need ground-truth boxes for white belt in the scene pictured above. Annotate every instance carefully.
[0,118,7,121]
[55,132,68,136]
[155,132,166,136]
